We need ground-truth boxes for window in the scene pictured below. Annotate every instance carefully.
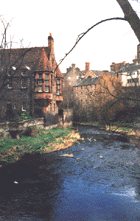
[76,76,79,79]
[21,71,26,77]
[39,73,42,79]
[45,86,49,92]
[7,103,12,112]
[57,90,60,95]
[38,85,42,92]
[45,80,49,85]
[38,79,43,92]
[45,73,49,79]
[7,78,12,88]
[38,80,43,86]
[56,79,61,95]
[7,71,12,77]
[127,78,139,84]
[45,80,49,92]
[76,87,78,91]
[21,79,26,88]
[22,103,26,111]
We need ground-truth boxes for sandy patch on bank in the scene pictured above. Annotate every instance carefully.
[44,132,82,152]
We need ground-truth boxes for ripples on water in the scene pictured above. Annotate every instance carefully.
[1,126,140,220]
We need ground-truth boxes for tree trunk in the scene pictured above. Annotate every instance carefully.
[116,0,140,42]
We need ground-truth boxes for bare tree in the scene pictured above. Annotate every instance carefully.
[61,79,74,109]
[0,17,31,92]
[0,17,32,121]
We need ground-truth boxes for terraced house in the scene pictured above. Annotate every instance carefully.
[0,34,63,125]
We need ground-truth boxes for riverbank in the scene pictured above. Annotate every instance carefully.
[74,121,140,148]
[0,126,82,166]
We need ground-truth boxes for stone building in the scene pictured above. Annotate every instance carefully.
[0,34,63,125]
[63,62,101,86]
[63,63,84,86]
[73,70,122,122]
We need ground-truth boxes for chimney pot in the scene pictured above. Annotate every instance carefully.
[48,33,54,52]
[72,64,76,69]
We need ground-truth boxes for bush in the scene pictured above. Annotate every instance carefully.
[13,111,31,122]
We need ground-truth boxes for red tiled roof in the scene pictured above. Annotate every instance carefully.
[0,36,63,77]
[0,47,51,72]
[36,48,51,71]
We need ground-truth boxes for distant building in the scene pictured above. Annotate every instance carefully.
[113,44,140,87]
[110,61,126,72]
[116,63,140,87]
[63,63,84,86]
[0,34,63,125]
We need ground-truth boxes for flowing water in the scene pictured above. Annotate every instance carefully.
[1,126,140,220]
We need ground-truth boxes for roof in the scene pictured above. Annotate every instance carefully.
[0,45,63,78]
[116,63,140,73]
[82,70,101,77]
[36,48,51,71]
[0,46,50,72]
[63,67,84,78]
[92,70,101,77]
[73,77,97,87]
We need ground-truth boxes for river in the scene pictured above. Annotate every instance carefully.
[0,126,140,220]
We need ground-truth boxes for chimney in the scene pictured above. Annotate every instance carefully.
[85,62,90,72]
[72,63,76,69]
[48,33,54,52]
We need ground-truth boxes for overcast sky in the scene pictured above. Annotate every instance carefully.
[0,0,140,72]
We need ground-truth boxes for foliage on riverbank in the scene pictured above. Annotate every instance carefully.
[75,121,140,148]
[0,126,81,166]
[77,121,134,134]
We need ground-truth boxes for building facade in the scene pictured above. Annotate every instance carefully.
[73,70,122,122]
[0,34,63,125]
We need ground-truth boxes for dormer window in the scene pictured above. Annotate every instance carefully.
[21,71,26,77]
[7,71,12,77]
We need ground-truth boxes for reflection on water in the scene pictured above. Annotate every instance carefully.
[1,126,140,220]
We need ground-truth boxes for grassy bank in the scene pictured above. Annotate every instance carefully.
[0,126,81,166]
[76,121,134,134]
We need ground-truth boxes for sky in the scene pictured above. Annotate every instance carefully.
[0,0,140,73]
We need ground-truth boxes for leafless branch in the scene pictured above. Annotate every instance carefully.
[55,17,126,71]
